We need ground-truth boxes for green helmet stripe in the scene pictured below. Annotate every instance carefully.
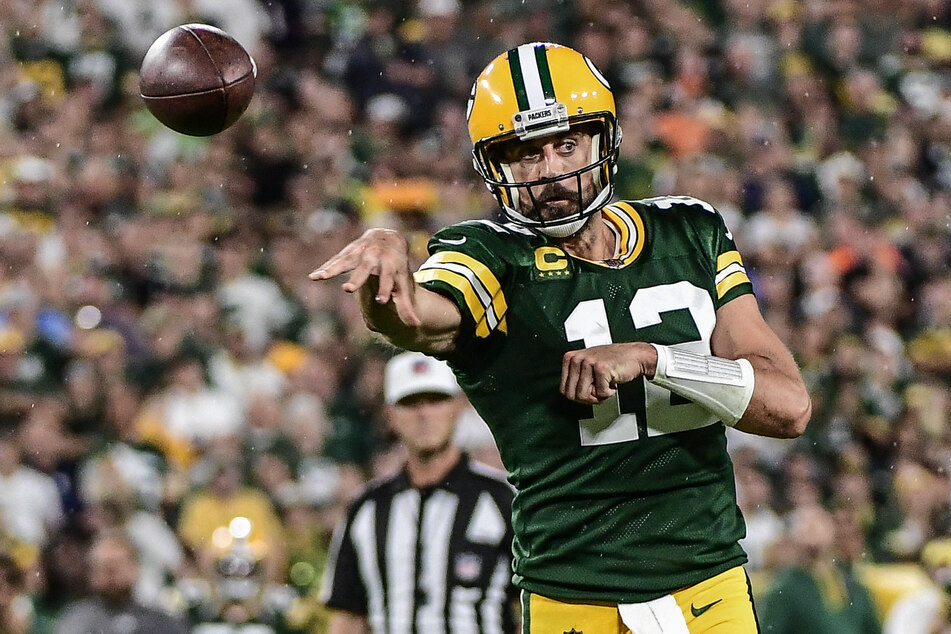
[533,44,556,104]
[507,47,530,112]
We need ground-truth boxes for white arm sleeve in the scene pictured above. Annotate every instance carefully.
[649,344,755,427]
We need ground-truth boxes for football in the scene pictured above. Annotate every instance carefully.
[139,24,256,136]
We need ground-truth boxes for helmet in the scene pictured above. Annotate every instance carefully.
[467,42,621,237]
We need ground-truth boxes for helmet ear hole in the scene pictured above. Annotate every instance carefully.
[590,132,602,188]
[498,163,520,210]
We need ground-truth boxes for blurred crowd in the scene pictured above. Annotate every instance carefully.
[0,0,949,631]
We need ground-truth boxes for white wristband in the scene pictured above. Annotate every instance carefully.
[649,344,754,427]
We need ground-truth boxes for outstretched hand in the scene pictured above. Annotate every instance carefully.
[309,228,421,327]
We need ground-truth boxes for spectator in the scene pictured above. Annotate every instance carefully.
[28,524,92,634]
[0,553,29,634]
[176,453,287,585]
[758,505,881,633]
[881,537,951,634]
[0,425,64,551]
[139,354,244,454]
[53,532,189,634]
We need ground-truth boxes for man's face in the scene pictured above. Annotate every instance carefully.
[88,538,139,603]
[499,128,599,222]
[386,393,460,459]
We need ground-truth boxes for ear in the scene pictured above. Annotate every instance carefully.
[382,403,399,430]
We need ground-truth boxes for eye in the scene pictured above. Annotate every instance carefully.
[556,136,584,156]
[514,147,541,163]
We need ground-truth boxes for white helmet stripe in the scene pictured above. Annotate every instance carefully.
[516,44,547,109]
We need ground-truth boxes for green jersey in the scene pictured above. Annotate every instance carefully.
[415,196,754,603]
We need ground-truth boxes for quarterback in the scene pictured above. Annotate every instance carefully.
[312,42,811,634]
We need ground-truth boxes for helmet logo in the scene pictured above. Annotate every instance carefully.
[513,103,569,140]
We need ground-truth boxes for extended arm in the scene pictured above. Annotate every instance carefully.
[309,228,462,355]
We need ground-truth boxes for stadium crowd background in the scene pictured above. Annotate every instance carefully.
[0,0,949,631]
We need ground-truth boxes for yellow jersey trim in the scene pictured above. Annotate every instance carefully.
[414,251,508,337]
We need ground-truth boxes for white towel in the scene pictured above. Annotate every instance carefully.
[618,594,690,634]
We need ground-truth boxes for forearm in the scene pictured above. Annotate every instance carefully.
[708,295,812,438]
[647,343,809,439]
[358,280,460,355]
[732,352,812,438]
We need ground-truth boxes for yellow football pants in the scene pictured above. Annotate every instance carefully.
[522,566,759,634]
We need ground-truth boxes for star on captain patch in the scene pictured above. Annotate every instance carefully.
[564,629,583,634]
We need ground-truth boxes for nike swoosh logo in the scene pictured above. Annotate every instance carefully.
[438,236,467,245]
[690,599,722,617]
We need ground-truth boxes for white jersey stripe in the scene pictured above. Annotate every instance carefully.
[480,558,512,634]
[387,491,420,634]
[350,502,387,634]
[420,260,501,330]
[715,262,746,285]
[450,587,482,634]
[417,491,457,633]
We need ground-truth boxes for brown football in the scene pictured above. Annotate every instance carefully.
[140,24,255,136]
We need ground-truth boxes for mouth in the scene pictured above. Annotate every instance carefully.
[537,196,577,220]
[534,185,577,214]
[539,192,571,205]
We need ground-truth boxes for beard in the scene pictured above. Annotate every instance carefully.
[516,174,598,222]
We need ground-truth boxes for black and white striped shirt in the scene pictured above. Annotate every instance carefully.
[320,454,518,634]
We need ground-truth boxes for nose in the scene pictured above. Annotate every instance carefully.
[537,144,568,178]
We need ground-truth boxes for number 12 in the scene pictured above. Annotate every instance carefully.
[564,281,716,445]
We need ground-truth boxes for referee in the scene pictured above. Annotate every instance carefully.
[320,351,519,634]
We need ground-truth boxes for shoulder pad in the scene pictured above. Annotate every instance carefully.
[636,195,719,214]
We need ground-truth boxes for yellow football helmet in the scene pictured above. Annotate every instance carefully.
[467,42,621,237]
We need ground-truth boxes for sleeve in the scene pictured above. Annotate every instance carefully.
[707,207,754,308]
[319,511,368,615]
[413,221,513,354]
[640,195,754,308]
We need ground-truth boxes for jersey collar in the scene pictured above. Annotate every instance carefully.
[598,202,645,267]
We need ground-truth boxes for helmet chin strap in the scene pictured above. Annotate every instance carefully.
[537,216,589,238]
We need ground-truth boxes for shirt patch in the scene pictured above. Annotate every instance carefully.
[454,552,484,582]
[532,246,573,281]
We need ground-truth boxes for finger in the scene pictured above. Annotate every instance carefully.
[560,353,571,395]
[341,259,376,293]
[309,245,361,280]
[373,256,400,303]
[381,263,422,325]
[309,266,333,280]
[574,356,598,404]
[392,288,421,326]
[561,352,591,403]
[592,378,617,403]
[560,351,578,398]
[592,366,617,401]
